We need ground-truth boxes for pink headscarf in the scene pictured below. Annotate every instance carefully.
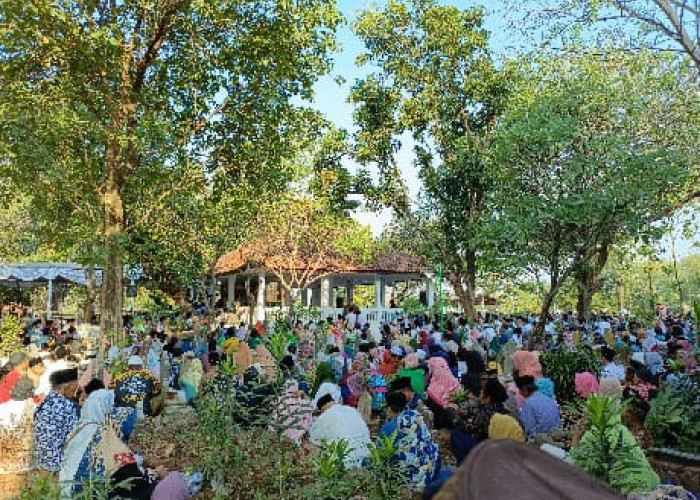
[404,353,419,369]
[151,471,190,500]
[575,372,600,398]
[426,357,461,408]
[511,351,543,379]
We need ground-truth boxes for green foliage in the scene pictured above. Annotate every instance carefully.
[314,439,358,499]
[0,315,22,357]
[540,347,601,402]
[133,287,180,316]
[365,432,408,500]
[645,377,700,452]
[570,394,659,494]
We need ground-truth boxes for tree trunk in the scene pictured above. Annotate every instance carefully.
[575,267,595,323]
[670,235,685,310]
[100,137,126,343]
[208,257,218,317]
[531,289,557,349]
[83,262,96,323]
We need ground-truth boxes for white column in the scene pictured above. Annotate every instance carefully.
[226,275,236,308]
[320,277,331,308]
[46,279,53,319]
[306,288,312,306]
[374,276,383,309]
[256,272,266,322]
[427,278,435,308]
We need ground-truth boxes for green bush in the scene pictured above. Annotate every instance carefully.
[0,315,23,357]
[645,376,700,452]
[540,347,601,402]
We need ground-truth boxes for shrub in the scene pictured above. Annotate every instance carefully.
[0,315,22,357]
[540,346,601,402]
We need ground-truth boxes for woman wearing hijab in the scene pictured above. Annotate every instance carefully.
[574,372,601,399]
[179,353,204,403]
[235,342,254,376]
[269,380,313,444]
[599,377,623,399]
[60,389,195,499]
[450,378,512,464]
[396,353,427,398]
[426,357,461,429]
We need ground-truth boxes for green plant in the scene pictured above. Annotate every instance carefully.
[0,315,22,357]
[540,347,601,402]
[365,432,407,500]
[570,395,659,494]
[450,388,470,405]
[314,439,358,499]
[645,377,700,452]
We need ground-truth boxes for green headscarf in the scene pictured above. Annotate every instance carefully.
[311,362,335,397]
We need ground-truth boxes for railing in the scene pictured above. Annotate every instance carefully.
[264,306,404,327]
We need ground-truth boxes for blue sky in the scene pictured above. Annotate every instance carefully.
[308,0,698,257]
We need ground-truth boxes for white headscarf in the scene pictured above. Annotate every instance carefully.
[59,389,115,498]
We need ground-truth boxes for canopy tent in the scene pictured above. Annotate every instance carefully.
[0,262,102,319]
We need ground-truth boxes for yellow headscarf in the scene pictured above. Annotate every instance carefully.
[488,414,525,442]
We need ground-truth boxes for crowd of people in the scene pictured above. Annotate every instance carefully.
[0,305,697,499]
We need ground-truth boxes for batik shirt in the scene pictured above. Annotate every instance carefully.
[114,369,161,415]
[33,391,80,471]
[392,409,439,488]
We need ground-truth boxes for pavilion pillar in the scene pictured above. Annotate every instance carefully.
[226,275,236,308]
[320,277,331,308]
[256,272,266,323]
[427,278,435,308]
[306,288,312,306]
[374,276,384,310]
[46,279,53,320]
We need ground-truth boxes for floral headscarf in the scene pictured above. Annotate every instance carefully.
[394,409,439,488]
[426,357,460,408]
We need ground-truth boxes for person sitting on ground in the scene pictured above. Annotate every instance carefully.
[425,356,461,429]
[179,352,204,404]
[379,391,406,439]
[383,391,441,491]
[0,377,36,427]
[36,345,71,395]
[0,352,29,403]
[391,376,434,429]
[515,375,560,440]
[600,346,625,381]
[625,367,658,403]
[450,378,513,464]
[270,379,313,444]
[82,378,137,441]
[311,361,342,408]
[26,357,46,395]
[396,353,427,398]
[33,368,80,473]
[309,393,372,469]
[60,389,198,500]
[114,355,162,416]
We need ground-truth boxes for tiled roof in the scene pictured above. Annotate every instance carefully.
[215,242,426,276]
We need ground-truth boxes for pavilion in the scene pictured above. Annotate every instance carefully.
[0,262,102,319]
[214,246,436,327]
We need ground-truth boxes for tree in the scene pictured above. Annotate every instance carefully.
[247,197,377,301]
[507,0,700,73]
[0,1,342,333]
[350,0,512,320]
[491,49,698,338]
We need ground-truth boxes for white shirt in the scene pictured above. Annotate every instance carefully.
[598,321,611,335]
